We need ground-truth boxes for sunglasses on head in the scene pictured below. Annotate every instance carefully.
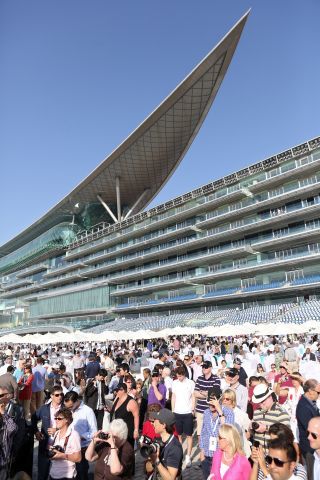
[307,430,319,440]
[265,455,291,468]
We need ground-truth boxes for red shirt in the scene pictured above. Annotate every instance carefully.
[274,373,293,404]
[142,420,179,439]
[18,373,34,400]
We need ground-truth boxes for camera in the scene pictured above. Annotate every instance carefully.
[139,435,163,458]
[47,445,65,458]
[98,432,110,440]
[251,422,260,431]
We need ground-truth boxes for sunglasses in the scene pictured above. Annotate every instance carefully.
[55,417,66,421]
[223,397,232,401]
[0,393,8,398]
[202,365,210,369]
[218,435,226,440]
[265,455,291,468]
[53,393,64,397]
[307,430,319,440]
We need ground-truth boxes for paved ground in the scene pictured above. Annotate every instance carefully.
[32,430,203,479]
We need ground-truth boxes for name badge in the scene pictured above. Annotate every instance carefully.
[209,436,217,451]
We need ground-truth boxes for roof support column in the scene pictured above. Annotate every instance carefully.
[124,188,150,220]
[116,176,121,222]
[97,194,118,223]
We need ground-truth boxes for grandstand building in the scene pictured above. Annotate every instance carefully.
[1,12,320,333]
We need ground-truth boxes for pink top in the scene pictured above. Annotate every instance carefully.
[210,448,251,480]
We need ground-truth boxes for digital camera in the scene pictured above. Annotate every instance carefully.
[47,445,65,458]
[139,435,163,458]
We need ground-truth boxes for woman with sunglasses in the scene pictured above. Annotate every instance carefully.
[221,389,251,457]
[250,422,306,480]
[208,423,251,480]
[48,408,81,480]
[109,383,139,447]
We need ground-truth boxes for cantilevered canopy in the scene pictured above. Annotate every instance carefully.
[0,11,249,257]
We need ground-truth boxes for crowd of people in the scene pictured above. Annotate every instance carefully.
[1,333,320,479]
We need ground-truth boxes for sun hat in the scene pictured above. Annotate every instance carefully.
[252,384,273,404]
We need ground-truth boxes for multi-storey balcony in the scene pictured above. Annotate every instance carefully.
[82,199,320,283]
[15,263,48,278]
[67,149,320,258]
[1,278,34,291]
[69,171,320,274]
[0,283,47,299]
[113,274,320,312]
[43,261,87,278]
[110,244,320,296]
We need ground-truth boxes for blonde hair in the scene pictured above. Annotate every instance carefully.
[221,388,236,408]
[219,424,244,456]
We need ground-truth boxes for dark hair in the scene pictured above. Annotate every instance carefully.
[119,363,129,372]
[268,438,297,462]
[24,364,32,372]
[55,408,73,425]
[7,365,15,373]
[64,391,79,403]
[165,424,175,434]
[175,366,186,376]
[249,376,259,386]
[269,423,294,443]
[51,385,63,395]
[98,369,108,377]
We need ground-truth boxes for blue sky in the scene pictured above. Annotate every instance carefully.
[0,0,319,246]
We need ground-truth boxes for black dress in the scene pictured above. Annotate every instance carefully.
[110,396,135,446]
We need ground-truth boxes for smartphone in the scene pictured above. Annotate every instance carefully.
[253,440,260,448]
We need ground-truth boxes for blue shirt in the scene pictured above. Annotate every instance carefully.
[199,406,234,457]
[71,402,97,448]
[32,365,47,392]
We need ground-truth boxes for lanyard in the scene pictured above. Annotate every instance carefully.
[210,414,220,435]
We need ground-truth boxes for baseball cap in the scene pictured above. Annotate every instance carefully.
[225,368,239,378]
[202,361,212,369]
[154,408,176,426]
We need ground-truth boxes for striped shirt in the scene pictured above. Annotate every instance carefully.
[194,374,221,413]
[252,402,290,449]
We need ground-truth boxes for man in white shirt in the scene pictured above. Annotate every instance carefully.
[191,355,203,382]
[307,416,320,480]
[64,391,97,480]
[171,366,195,468]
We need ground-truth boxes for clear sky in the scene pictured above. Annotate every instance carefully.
[1,0,319,247]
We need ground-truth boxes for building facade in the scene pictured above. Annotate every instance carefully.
[1,13,320,331]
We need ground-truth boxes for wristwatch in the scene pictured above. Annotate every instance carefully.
[155,459,161,467]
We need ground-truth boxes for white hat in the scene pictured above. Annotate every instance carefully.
[152,351,159,357]
[252,384,273,404]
